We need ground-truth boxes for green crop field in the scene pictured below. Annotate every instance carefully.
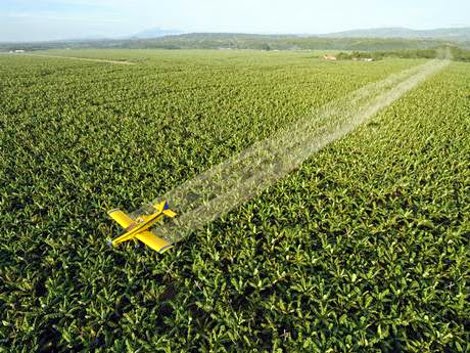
[1,49,469,352]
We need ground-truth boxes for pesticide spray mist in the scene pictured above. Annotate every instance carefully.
[133,58,449,243]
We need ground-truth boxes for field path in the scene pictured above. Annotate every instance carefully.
[135,58,450,243]
[19,53,135,65]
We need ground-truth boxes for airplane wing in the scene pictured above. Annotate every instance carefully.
[135,230,173,253]
[108,209,135,229]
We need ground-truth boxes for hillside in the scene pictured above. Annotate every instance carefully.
[0,34,453,52]
[322,27,470,42]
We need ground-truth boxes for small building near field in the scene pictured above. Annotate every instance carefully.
[352,57,374,62]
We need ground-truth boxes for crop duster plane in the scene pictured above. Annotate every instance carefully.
[108,201,176,253]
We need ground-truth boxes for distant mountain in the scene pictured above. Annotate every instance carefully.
[132,28,184,39]
[130,27,470,42]
[321,27,470,42]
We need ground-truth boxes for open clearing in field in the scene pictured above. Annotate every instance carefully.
[142,58,450,243]
[19,53,135,65]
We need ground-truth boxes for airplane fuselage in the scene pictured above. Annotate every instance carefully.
[113,211,165,245]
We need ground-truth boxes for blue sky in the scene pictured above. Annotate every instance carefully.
[1,0,469,42]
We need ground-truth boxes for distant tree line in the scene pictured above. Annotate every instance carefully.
[336,46,470,62]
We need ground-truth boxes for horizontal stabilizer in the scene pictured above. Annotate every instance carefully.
[163,209,177,218]
[153,201,166,212]
[153,201,176,218]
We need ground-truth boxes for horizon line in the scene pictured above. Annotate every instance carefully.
[1,25,469,44]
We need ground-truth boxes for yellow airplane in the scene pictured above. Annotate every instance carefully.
[108,201,176,253]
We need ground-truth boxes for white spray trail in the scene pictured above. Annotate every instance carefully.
[134,59,449,243]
